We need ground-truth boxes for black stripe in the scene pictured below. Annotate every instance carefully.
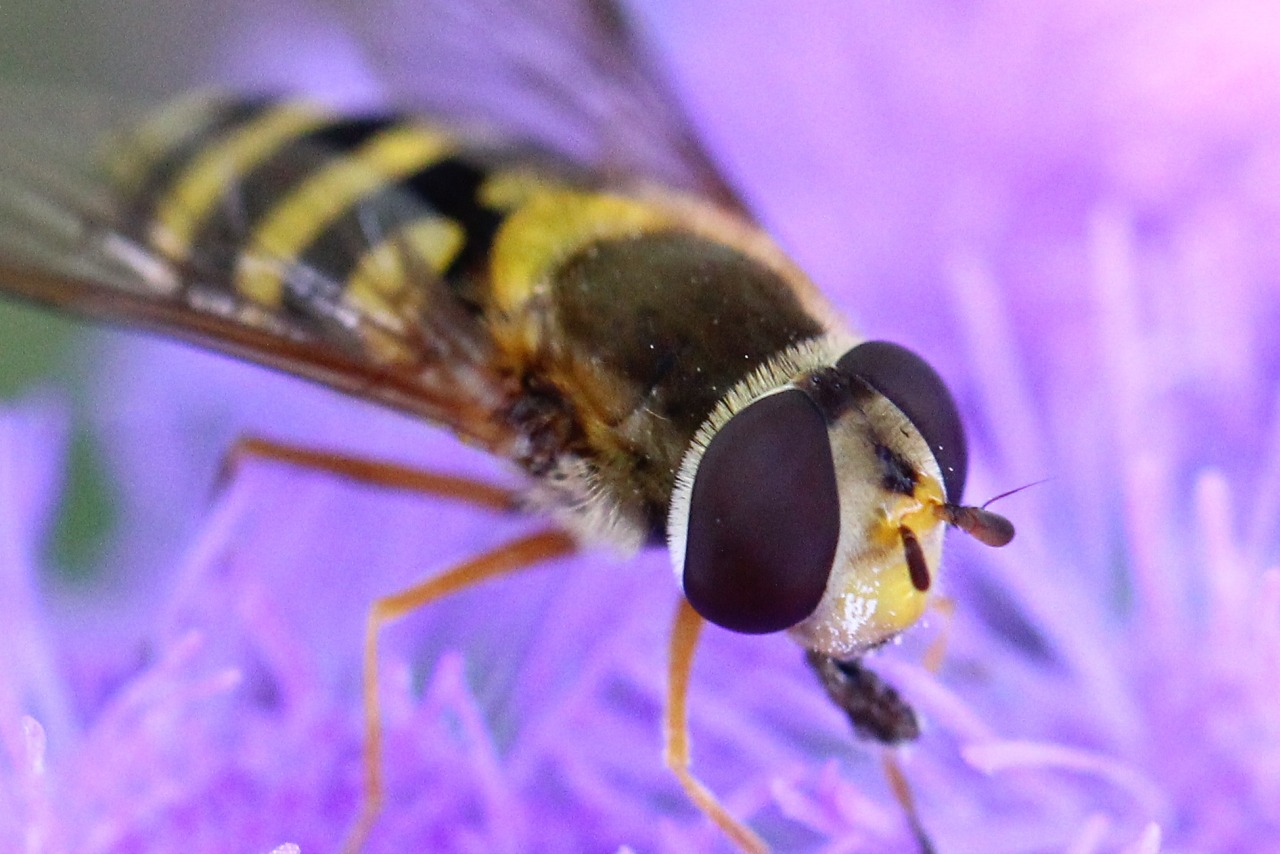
[122,98,270,243]
[282,156,505,320]
[402,159,505,281]
[190,115,399,288]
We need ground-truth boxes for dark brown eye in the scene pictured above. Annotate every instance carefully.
[682,389,840,634]
[837,341,968,503]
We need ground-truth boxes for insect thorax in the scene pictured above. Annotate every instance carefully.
[500,220,835,550]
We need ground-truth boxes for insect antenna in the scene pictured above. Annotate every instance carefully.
[980,477,1050,509]
[936,478,1046,548]
[939,503,1016,548]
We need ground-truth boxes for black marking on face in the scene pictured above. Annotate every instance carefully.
[837,341,968,503]
[876,442,919,496]
[682,389,839,634]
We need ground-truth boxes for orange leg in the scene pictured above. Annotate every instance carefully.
[665,598,768,854]
[922,594,956,675]
[223,435,518,511]
[885,591,956,853]
[882,751,936,854]
[340,527,577,854]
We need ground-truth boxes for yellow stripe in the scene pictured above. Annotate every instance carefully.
[488,189,672,313]
[235,125,454,306]
[346,217,464,331]
[109,92,231,190]
[149,104,331,262]
[479,168,568,210]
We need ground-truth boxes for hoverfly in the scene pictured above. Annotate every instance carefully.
[0,1,1014,850]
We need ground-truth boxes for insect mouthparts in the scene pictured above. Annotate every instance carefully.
[899,525,931,592]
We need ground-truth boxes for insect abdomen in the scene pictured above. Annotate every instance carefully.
[114,96,511,361]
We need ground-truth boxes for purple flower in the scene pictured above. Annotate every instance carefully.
[3,1,1280,852]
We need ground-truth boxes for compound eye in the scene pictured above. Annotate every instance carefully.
[837,341,968,503]
[682,389,840,634]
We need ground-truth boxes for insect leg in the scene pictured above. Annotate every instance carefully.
[341,527,576,854]
[806,652,935,853]
[921,594,956,674]
[665,598,768,854]
[882,751,937,854]
[223,435,518,511]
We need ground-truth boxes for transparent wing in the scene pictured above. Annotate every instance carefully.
[322,0,746,212]
[0,85,518,454]
[0,0,743,456]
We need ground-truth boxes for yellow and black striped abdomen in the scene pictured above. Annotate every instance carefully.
[115,96,512,361]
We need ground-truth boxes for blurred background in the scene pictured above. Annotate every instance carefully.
[3,3,1280,849]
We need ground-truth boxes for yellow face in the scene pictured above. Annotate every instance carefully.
[789,397,950,658]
